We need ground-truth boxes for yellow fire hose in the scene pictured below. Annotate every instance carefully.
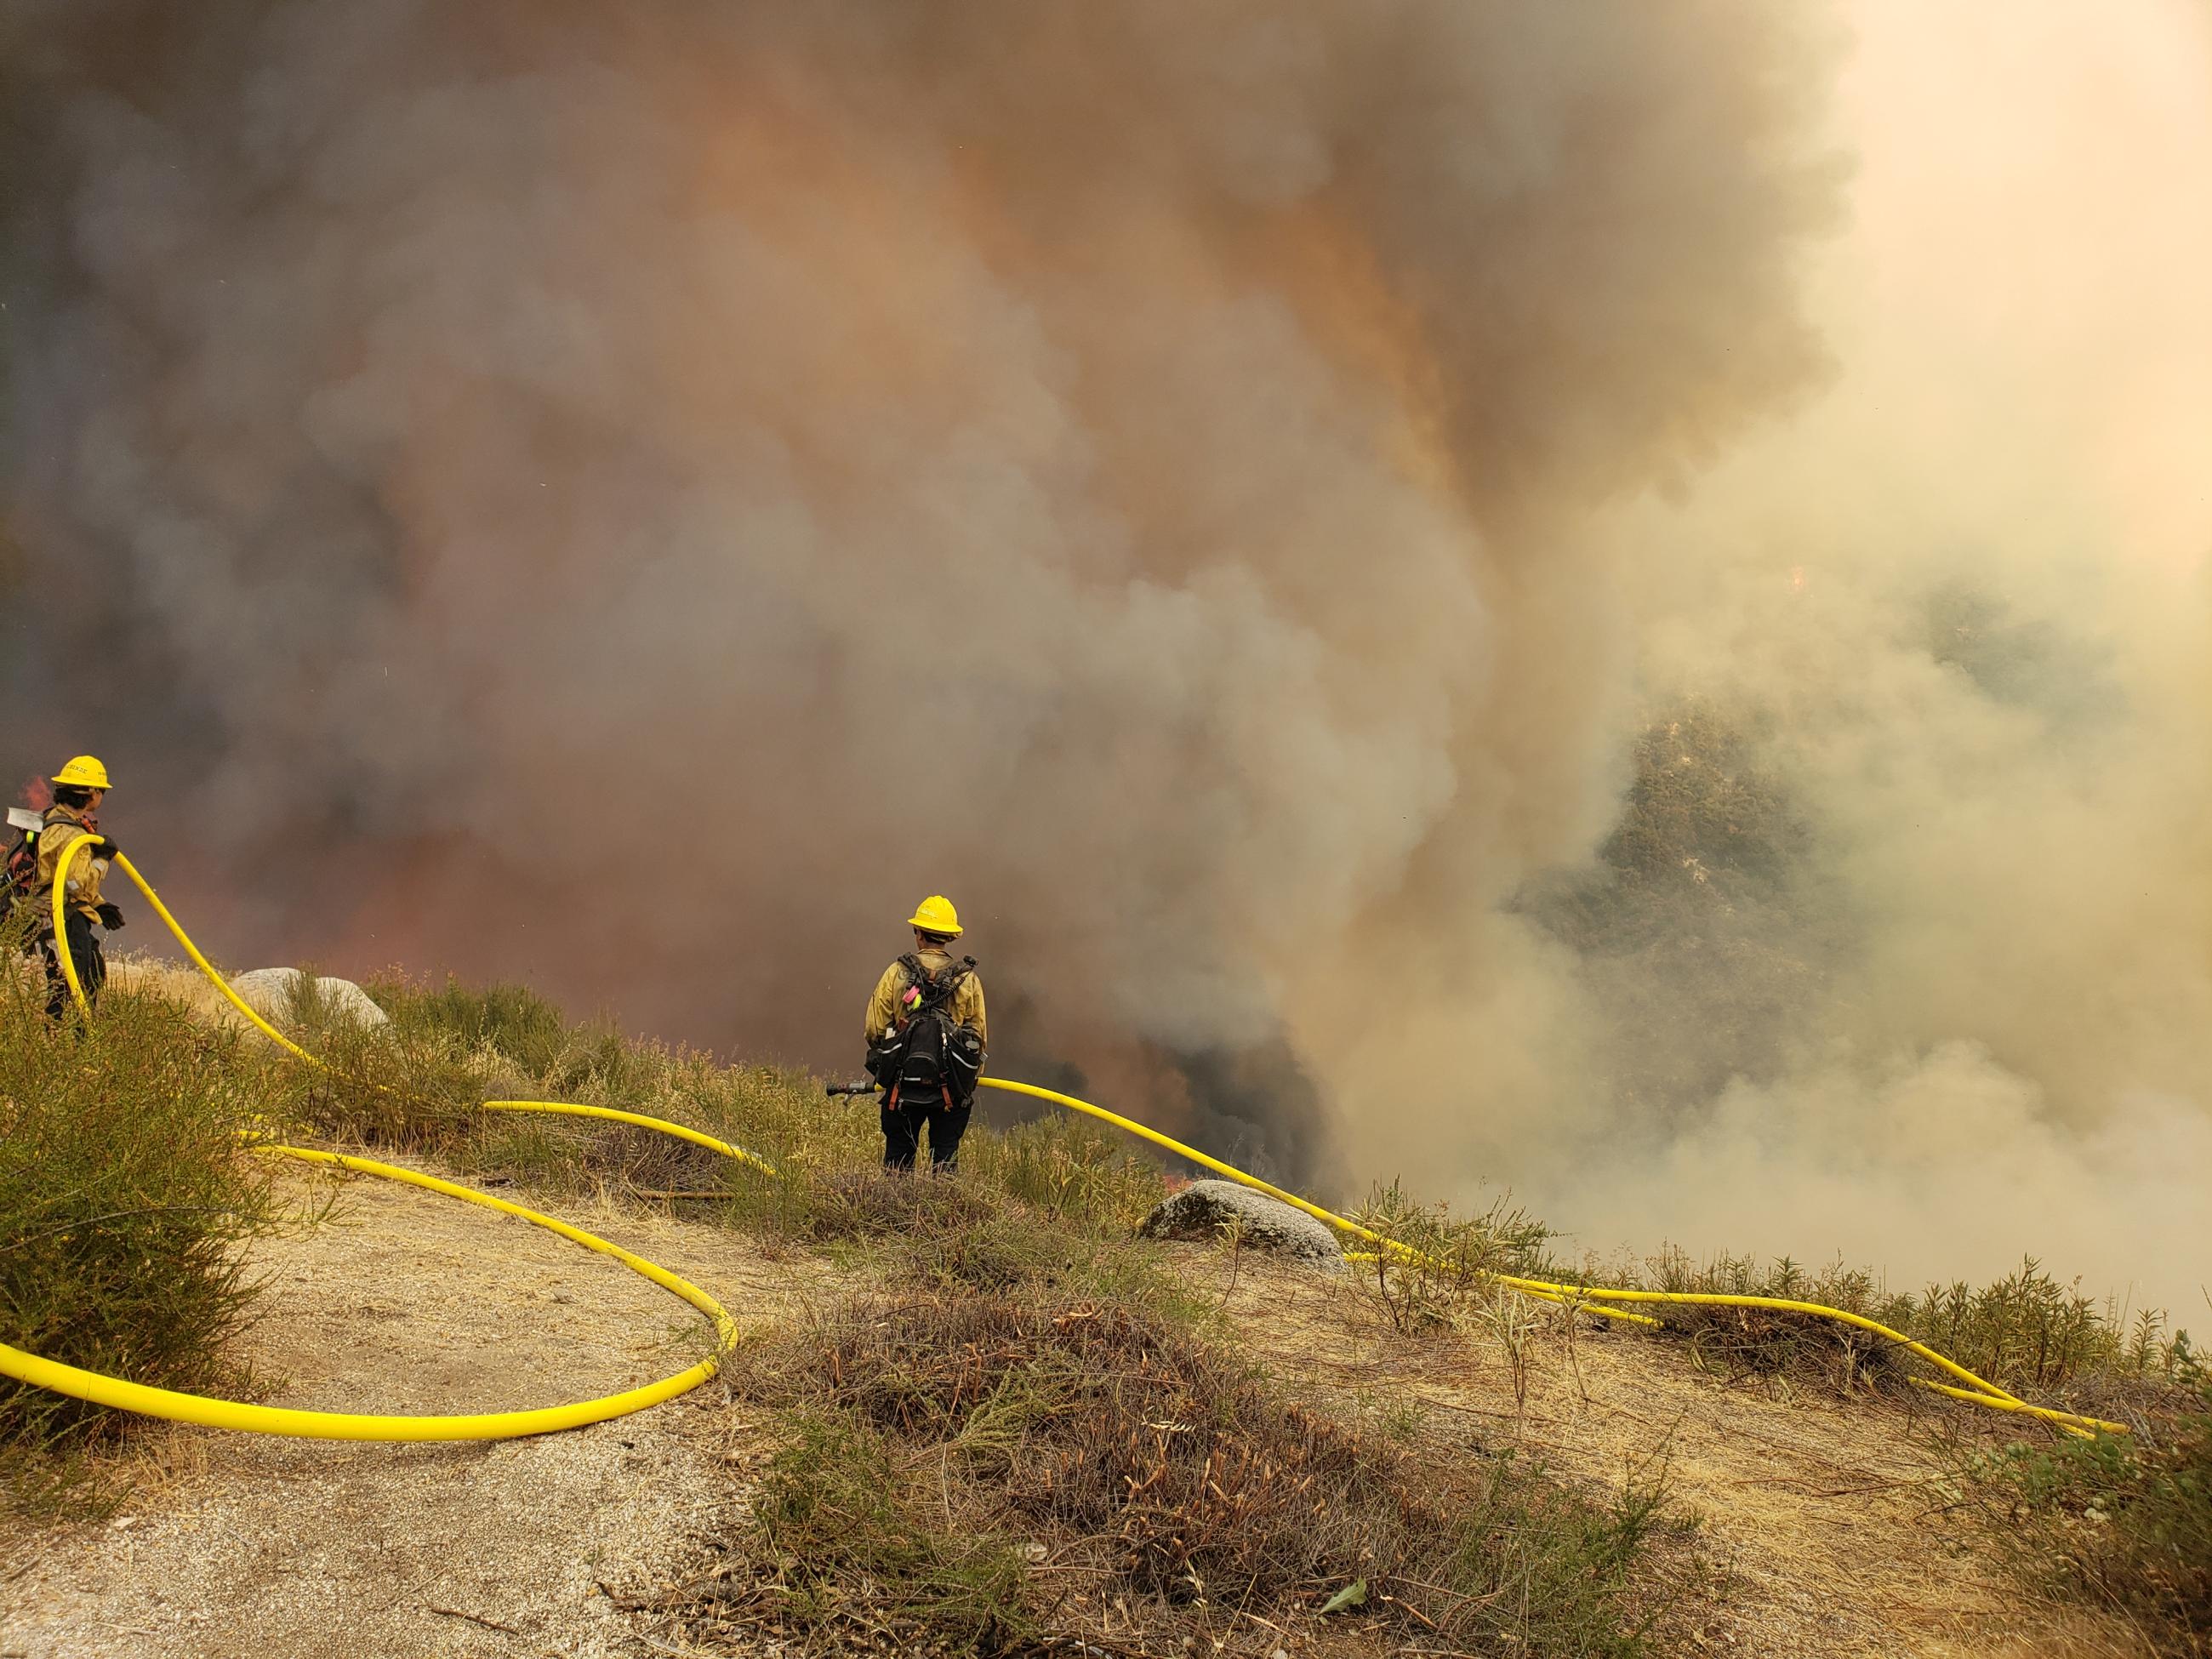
[481,1100,776,1176]
[4,843,746,1440]
[975,1079,2129,1438]
[23,843,2126,1440]
[0,1145,735,1440]
[66,845,778,1176]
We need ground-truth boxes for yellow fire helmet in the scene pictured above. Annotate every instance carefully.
[50,755,112,791]
[907,894,962,938]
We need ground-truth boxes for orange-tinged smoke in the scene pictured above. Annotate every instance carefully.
[6,2,2202,1313]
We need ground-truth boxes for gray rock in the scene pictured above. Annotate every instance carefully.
[228,967,390,1030]
[1138,1179,1347,1271]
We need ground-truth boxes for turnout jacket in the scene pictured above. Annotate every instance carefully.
[31,804,109,923]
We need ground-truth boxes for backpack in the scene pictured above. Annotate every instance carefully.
[870,953,983,1108]
[1,809,42,937]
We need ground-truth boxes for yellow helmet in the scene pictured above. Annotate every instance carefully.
[50,755,112,791]
[907,894,962,938]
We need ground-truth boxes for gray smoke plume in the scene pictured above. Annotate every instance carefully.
[10,3,2202,1315]
[1491,3,2212,1316]
[0,0,1843,1187]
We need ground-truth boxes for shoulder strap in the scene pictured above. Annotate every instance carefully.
[38,811,93,850]
[906,955,976,1015]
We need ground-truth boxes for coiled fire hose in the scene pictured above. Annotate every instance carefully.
[11,841,2127,1440]
[6,841,746,1440]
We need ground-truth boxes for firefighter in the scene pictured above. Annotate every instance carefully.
[863,895,987,1172]
[30,755,125,1020]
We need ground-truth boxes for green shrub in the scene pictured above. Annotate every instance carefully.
[1955,1367,2211,1651]
[1625,1250,2194,1409]
[1907,1261,2182,1394]
[365,971,632,1093]
[459,1046,854,1217]
[0,961,285,1508]
[269,974,822,1195]
[957,1112,1168,1231]
[1349,1178,1555,1331]
[264,1007,493,1154]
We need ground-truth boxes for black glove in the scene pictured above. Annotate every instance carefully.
[90,839,120,864]
[95,903,125,931]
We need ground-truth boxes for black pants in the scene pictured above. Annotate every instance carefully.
[881,1093,972,1172]
[41,911,106,1021]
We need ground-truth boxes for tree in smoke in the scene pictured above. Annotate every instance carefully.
[1519,698,1849,1120]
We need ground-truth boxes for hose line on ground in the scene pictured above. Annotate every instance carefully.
[109,850,782,1181]
[26,852,2127,1441]
[4,850,746,1441]
[481,1100,778,1177]
[974,1078,2129,1438]
[0,1147,736,1441]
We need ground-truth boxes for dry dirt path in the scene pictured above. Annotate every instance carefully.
[1200,1252,2152,1659]
[0,1183,2155,1659]
[0,1165,815,1659]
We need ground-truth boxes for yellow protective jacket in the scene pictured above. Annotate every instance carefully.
[864,947,987,1048]
[31,804,109,923]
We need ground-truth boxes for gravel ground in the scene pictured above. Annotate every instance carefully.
[0,1166,816,1659]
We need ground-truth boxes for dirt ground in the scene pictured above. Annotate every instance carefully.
[0,1172,2158,1659]
[1209,1253,2158,1659]
[0,1166,815,1659]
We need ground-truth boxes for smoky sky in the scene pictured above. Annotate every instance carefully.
[1,3,1842,1186]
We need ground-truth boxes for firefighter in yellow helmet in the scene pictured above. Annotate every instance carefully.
[863,896,988,1172]
[27,755,126,1019]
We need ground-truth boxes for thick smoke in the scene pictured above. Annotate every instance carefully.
[0,2,1837,1181]
[12,3,2197,1311]
[1510,3,2212,1315]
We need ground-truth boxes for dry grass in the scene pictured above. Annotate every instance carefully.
[119,957,2207,1417]
[20,953,2200,1658]
[1343,1166,2197,1427]
[647,1191,1699,1658]
[1206,1244,2181,1659]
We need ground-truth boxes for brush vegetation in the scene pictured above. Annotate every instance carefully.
[658,1190,1695,1657]
[0,921,290,1514]
[1950,1363,2212,1655]
[1341,1175,2194,1421]
[6,947,2205,1651]
[1621,1248,2200,1416]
